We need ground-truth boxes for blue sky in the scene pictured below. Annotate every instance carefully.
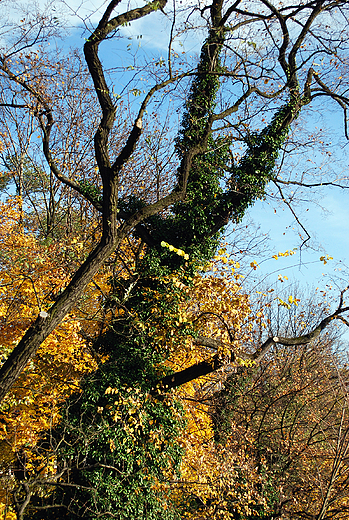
[3,0,349,338]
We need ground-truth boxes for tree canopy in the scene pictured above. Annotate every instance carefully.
[1,0,349,518]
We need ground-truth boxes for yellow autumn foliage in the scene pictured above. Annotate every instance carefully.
[0,199,99,440]
[161,253,268,519]
[0,199,107,512]
[0,197,146,516]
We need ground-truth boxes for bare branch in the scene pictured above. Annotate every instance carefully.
[275,178,349,189]
[273,180,311,248]
[159,288,349,390]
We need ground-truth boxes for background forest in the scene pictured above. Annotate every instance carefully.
[1,0,349,518]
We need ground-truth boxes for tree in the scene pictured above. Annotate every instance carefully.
[1,0,349,400]
[207,335,349,520]
[1,0,349,517]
